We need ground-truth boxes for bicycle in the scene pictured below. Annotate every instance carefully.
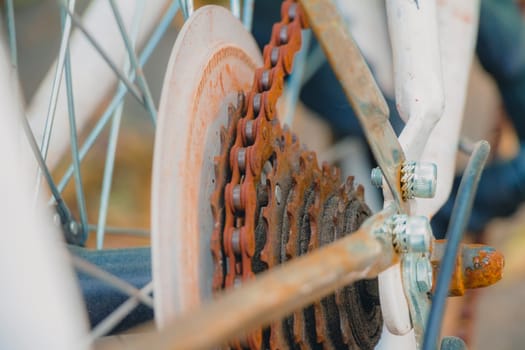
[0,0,506,349]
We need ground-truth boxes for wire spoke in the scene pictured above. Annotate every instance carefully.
[62,2,89,237]
[109,0,157,125]
[96,102,124,249]
[87,224,149,236]
[5,0,17,67]
[242,0,254,31]
[178,0,193,20]
[21,100,70,214]
[89,282,154,340]
[34,0,76,201]
[61,5,144,105]
[53,2,179,198]
[230,0,241,19]
[95,1,143,249]
[71,255,154,307]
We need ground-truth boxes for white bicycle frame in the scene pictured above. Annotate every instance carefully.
[341,0,480,348]
[0,0,482,349]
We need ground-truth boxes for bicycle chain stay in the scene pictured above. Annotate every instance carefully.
[210,1,382,349]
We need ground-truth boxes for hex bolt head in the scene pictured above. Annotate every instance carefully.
[370,167,383,188]
[404,216,432,253]
[413,162,437,198]
[415,257,433,293]
[391,215,432,254]
[402,161,437,199]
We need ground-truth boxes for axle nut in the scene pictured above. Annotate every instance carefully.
[392,215,432,254]
[401,161,437,199]
[415,257,433,293]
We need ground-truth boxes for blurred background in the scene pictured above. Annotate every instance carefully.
[4,0,525,348]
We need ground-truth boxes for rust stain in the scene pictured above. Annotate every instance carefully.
[463,247,505,290]
[432,241,505,296]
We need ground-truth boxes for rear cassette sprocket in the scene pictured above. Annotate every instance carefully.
[210,4,383,348]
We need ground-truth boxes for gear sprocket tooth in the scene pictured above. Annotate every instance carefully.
[210,94,246,292]
[309,194,333,348]
[209,1,383,349]
[333,187,359,348]
[285,168,314,349]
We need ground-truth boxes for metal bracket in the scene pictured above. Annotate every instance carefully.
[374,214,434,348]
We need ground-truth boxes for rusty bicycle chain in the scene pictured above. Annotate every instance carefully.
[210,1,382,349]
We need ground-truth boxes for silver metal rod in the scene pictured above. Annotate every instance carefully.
[87,224,149,237]
[242,0,254,31]
[95,102,124,250]
[21,98,69,212]
[178,0,193,20]
[53,2,178,198]
[5,0,17,67]
[95,1,143,249]
[61,1,88,237]
[35,0,76,200]
[62,6,144,105]
[108,0,157,125]
[230,0,241,19]
[64,50,89,236]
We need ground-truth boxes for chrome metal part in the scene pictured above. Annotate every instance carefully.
[69,221,80,236]
[179,0,194,20]
[401,161,437,200]
[402,252,431,348]
[373,212,434,347]
[371,167,383,188]
[415,257,433,293]
[397,215,432,254]
[378,214,432,254]
[54,1,178,195]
